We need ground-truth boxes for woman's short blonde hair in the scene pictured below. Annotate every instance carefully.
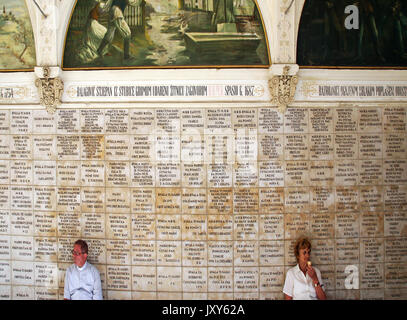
[294,237,311,262]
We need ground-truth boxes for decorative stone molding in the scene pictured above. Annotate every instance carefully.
[35,66,64,114]
[269,64,299,113]
[275,0,296,63]
[29,0,58,66]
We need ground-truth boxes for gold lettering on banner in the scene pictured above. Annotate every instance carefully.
[269,66,298,114]
[35,67,64,114]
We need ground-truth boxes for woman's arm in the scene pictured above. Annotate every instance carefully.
[307,266,326,300]
[313,282,326,300]
[283,270,294,300]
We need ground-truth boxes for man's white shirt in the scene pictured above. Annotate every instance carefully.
[64,261,103,300]
[283,264,323,300]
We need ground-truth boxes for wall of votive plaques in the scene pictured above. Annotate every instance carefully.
[0,105,406,299]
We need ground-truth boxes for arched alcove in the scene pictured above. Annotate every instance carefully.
[62,0,270,69]
[297,0,407,68]
[0,0,36,71]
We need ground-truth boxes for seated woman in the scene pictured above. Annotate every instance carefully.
[283,237,326,300]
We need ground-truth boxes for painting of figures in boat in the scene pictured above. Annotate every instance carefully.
[298,0,407,68]
[0,0,36,70]
[63,0,269,69]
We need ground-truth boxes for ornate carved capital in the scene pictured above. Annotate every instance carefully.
[269,65,298,113]
[35,66,63,114]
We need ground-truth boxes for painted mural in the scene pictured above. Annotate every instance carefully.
[298,0,407,67]
[0,0,36,70]
[63,0,269,69]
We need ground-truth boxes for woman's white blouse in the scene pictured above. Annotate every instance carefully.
[283,264,323,300]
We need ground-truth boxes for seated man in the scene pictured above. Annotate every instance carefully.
[64,239,103,300]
